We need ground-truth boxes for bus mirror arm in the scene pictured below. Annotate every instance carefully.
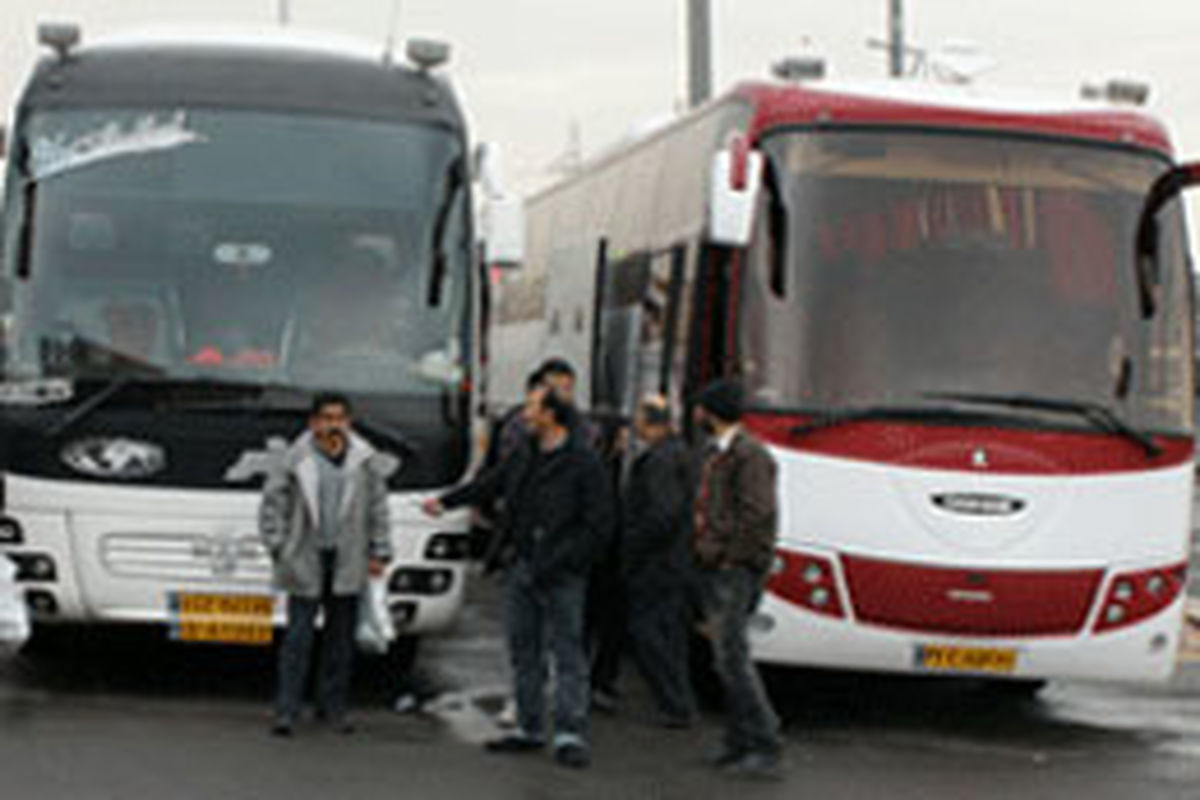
[708,142,764,248]
[1135,161,1200,319]
[14,179,37,282]
[475,143,524,268]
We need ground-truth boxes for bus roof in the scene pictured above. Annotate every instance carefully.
[84,26,389,65]
[738,80,1174,156]
[17,27,464,131]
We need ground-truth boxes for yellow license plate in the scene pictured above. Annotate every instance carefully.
[169,592,275,646]
[917,644,1018,675]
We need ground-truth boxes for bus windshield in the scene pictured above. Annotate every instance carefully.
[4,108,470,397]
[741,129,1194,436]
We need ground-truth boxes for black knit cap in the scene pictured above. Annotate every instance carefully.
[697,379,744,423]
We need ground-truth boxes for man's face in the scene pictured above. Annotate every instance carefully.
[543,372,575,404]
[693,405,717,436]
[522,388,552,435]
[634,407,661,442]
[310,403,351,454]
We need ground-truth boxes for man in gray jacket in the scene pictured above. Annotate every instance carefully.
[260,392,394,736]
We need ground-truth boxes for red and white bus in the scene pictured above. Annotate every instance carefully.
[491,78,1200,684]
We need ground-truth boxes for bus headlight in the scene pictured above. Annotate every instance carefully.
[0,517,23,545]
[1095,563,1186,634]
[424,533,471,561]
[768,548,846,620]
[389,567,455,596]
[10,553,56,582]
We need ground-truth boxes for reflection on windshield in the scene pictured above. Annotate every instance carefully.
[7,108,471,397]
[741,131,1193,435]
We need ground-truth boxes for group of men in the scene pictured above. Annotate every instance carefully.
[257,358,784,780]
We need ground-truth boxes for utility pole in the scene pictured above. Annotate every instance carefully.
[278,0,291,27]
[687,0,713,108]
[888,0,904,77]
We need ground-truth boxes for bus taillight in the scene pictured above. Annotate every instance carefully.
[1094,563,1187,633]
[767,548,846,619]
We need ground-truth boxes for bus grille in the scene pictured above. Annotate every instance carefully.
[100,533,272,583]
[841,555,1103,638]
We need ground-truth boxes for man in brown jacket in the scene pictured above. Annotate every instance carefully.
[692,379,783,780]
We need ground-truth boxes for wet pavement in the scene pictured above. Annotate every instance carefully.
[5,500,1200,798]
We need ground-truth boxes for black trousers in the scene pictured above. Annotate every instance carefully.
[626,575,696,720]
[588,562,626,693]
[275,550,359,722]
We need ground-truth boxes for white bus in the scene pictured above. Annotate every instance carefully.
[0,25,520,656]
[492,77,1199,685]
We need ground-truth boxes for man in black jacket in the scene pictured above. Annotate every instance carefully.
[620,394,698,728]
[423,386,613,769]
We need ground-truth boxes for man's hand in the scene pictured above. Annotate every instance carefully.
[421,497,445,518]
[368,558,388,578]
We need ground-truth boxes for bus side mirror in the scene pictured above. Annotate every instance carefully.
[481,193,525,269]
[1136,161,1200,318]
[708,136,764,247]
[474,142,525,268]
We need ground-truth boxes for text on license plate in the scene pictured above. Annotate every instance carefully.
[168,592,275,646]
[916,644,1018,674]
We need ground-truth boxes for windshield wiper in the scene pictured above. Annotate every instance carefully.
[44,374,138,439]
[785,404,1037,438]
[163,383,420,461]
[426,157,465,308]
[924,391,1163,458]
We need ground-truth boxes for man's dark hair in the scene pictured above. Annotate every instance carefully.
[525,369,545,392]
[639,397,672,427]
[537,357,576,381]
[696,380,743,423]
[539,386,579,431]
[311,391,352,417]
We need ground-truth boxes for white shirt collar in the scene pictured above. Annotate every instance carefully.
[714,424,741,453]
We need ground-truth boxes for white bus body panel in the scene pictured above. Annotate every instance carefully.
[750,445,1193,682]
[6,473,468,635]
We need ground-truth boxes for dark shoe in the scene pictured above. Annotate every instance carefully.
[314,709,354,732]
[657,712,696,730]
[485,734,545,754]
[329,717,356,735]
[590,688,618,714]
[724,751,784,782]
[706,746,745,768]
[270,715,295,738]
[554,742,591,769]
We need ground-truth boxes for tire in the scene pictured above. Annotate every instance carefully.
[979,678,1047,699]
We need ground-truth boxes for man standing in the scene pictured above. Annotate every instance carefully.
[260,393,394,736]
[424,386,613,769]
[620,394,698,728]
[692,379,783,779]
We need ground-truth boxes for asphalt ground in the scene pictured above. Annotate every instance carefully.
[4,494,1200,798]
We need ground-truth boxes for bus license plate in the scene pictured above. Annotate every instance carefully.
[916,644,1017,675]
[169,592,275,646]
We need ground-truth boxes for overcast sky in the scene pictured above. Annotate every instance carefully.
[3,1,1200,195]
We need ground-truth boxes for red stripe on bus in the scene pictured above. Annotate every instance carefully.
[739,83,1174,156]
[743,413,1194,475]
[841,555,1104,637]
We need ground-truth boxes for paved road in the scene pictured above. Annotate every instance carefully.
[5,496,1200,800]
[5,578,1200,800]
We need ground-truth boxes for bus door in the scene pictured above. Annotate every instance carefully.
[591,245,687,438]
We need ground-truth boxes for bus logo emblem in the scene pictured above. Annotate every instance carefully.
[61,437,166,480]
[931,493,1026,517]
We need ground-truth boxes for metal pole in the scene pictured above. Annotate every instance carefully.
[687,0,713,108]
[278,0,291,26]
[888,0,904,77]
